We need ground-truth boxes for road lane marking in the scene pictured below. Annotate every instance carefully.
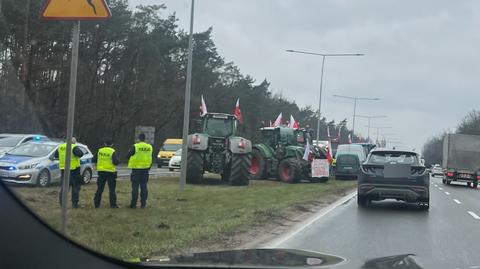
[468,211,480,220]
[444,191,450,195]
[453,199,462,204]
[439,187,443,190]
[434,184,438,187]
[266,191,357,248]
[470,266,480,269]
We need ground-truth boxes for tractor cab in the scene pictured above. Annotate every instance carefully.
[203,113,237,138]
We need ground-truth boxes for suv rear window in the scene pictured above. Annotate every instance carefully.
[369,152,418,165]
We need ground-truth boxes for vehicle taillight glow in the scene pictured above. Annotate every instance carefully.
[192,135,201,145]
[477,175,480,180]
[447,172,454,177]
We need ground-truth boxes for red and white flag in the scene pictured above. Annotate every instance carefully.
[288,115,299,129]
[303,138,311,161]
[200,95,208,117]
[348,133,352,144]
[326,145,333,164]
[233,98,244,124]
[273,112,282,127]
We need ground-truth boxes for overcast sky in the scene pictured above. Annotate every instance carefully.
[131,0,480,152]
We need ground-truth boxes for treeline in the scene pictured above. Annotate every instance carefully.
[0,0,357,158]
[423,110,480,166]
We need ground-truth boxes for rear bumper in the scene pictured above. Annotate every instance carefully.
[157,158,170,165]
[335,169,360,178]
[358,184,429,202]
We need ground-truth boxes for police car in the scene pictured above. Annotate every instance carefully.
[0,141,94,187]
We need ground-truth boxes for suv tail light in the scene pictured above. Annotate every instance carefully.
[192,135,201,145]
[447,172,454,177]
[476,175,480,180]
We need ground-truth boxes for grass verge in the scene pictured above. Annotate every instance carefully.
[11,177,355,260]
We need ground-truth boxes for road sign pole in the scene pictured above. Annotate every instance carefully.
[179,0,195,191]
[60,21,80,235]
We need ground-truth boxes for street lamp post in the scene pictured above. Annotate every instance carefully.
[332,95,380,142]
[356,115,387,142]
[285,50,364,145]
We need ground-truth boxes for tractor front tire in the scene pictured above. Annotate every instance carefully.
[250,148,267,179]
[277,158,301,184]
[186,150,204,184]
[228,154,251,186]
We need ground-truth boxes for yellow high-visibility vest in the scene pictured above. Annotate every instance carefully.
[96,147,116,172]
[58,143,81,170]
[128,142,153,169]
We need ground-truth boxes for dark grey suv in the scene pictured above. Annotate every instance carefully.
[357,149,429,209]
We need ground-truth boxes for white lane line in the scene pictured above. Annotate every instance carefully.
[468,211,480,220]
[266,191,357,248]
[470,266,480,269]
[444,191,450,195]
[434,184,438,187]
[453,199,462,204]
[439,187,443,190]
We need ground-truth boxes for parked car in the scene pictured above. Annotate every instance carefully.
[357,149,429,209]
[168,149,182,171]
[157,138,183,168]
[0,134,48,157]
[0,141,94,187]
[334,144,367,180]
[431,164,443,177]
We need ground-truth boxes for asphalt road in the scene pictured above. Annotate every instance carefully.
[267,175,480,269]
[92,166,179,179]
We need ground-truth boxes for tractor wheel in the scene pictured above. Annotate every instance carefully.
[277,158,301,184]
[186,150,204,184]
[250,149,267,179]
[228,154,251,186]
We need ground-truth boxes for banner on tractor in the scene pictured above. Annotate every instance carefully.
[312,159,329,178]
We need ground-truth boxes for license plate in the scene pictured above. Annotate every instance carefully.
[460,174,471,178]
[344,167,352,170]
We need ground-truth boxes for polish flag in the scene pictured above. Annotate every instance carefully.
[200,95,208,117]
[233,98,244,124]
[348,133,352,144]
[326,144,333,164]
[303,138,311,161]
[289,115,299,129]
[273,112,282,127]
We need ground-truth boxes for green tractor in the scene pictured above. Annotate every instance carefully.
[186,113,252,185]
[250,126,328,183]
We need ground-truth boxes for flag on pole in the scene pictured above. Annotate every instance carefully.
[337,124,342,138]
[233,98,244,124]
[269,120,273,127]
[303,138,311,161]
[273,112,282,127]
[326,145,333,164]
[348,133,352,144]
[327,126,331,139]
[288,115,299,129]
[200,95,208,117]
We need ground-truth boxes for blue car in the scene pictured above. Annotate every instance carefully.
[0,141,94,187]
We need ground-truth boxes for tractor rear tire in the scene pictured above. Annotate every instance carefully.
[277,158,301,184]
[250,148,267,179]
[228,154,251,186]
[186,150,204,184]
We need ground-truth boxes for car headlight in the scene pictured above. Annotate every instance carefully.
[18,163,38,170]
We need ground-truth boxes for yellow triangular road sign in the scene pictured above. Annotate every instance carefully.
[42,0,111,20]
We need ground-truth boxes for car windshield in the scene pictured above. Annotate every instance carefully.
[0,136,23,147]
[6,0,480,268]
[205,118,233,137]
[162,144,182,152]
[369,152,418,165]
[7,143,56,157]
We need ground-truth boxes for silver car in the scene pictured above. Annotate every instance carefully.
[0,134,48,157]
[0,141,94,187]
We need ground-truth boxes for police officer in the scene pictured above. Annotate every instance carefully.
[56,137,84,208]
[93,139,119,208]
[127,133,153,209]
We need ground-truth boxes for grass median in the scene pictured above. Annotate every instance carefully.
[11,177,355,260]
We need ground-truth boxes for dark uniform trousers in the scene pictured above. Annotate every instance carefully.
[130,169,149,208]
[94,171,117,208]
[59,168,82,206]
